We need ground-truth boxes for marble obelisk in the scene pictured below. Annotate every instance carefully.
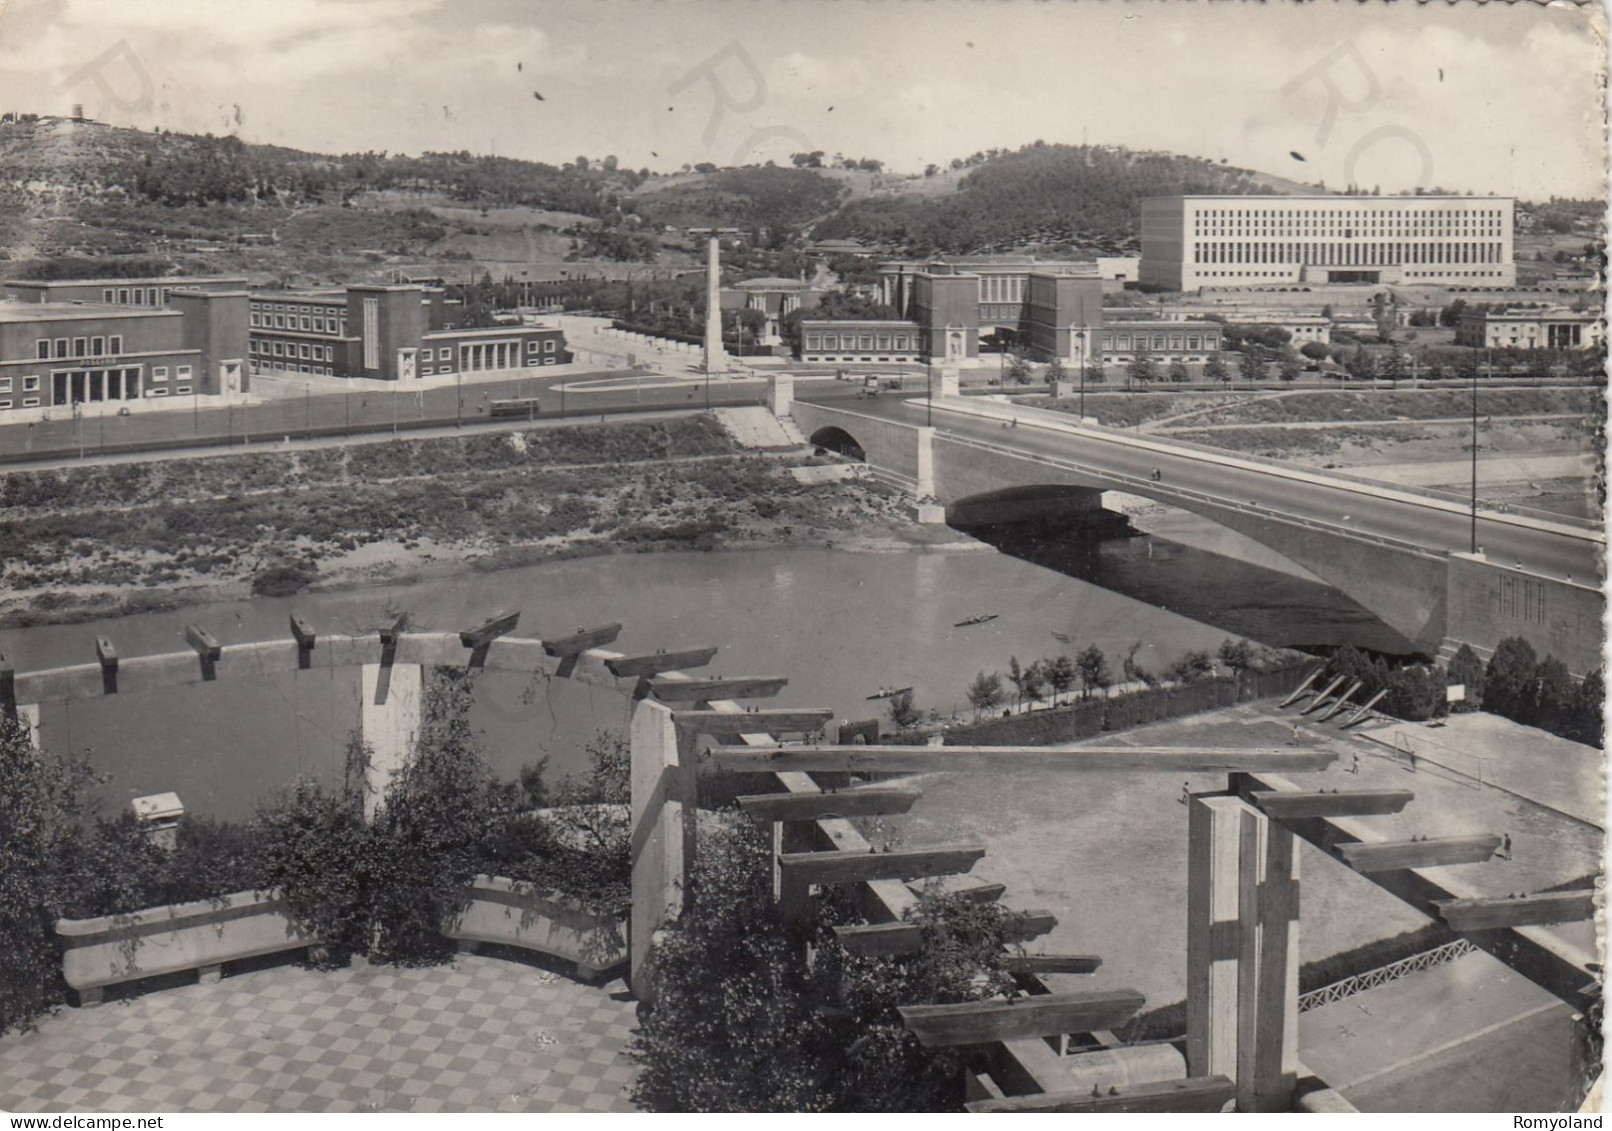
[702,235,727,374]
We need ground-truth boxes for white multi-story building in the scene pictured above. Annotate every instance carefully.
[1140,195,1515,292]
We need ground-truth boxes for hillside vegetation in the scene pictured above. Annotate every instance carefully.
[810,142,1294,256]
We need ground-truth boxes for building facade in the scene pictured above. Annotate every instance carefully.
[1140,195,1516,292]
[247,284,569,381]
[1455,308,1605,351]
[796,319,923,364]
[0,276,248,307]
[0,289,248,412]
[1099,319,1223,363]
[879,257,1103,333]
[719,277,821,345]
[1159,307,1331,344]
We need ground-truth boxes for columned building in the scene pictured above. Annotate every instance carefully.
[1140,195,1516,291]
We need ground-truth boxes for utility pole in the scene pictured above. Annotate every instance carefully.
[926,361,933,427]
[456,369,463,429]
[1470,351,1481,553]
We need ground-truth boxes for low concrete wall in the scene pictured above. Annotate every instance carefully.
[792,402,923,484]
[1443,552,1605,677]
[57,890,315,1001]
[445,875,628,981]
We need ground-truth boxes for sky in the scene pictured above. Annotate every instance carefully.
[0,0,1603,201]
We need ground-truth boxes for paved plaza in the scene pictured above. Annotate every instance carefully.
[0,956,639,1114]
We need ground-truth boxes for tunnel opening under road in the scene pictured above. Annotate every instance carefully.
[808,426,865,462]
[945,487,1425,660]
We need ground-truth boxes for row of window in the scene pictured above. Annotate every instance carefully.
[148,365,193,383]
[804,333,918,351]
[102,287,168,306]
[251,339,337,363]
[0,375,42,394]
[1100,333,1220,351]
[1193,241,1504,266]
[251,310,346,334]
[1191,207,1507,220]
[36,335,124,359]
[978,276,1025,304]
[249,360,336,377]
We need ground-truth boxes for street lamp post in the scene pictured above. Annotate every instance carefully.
[456,370,463,429]
[926,362,933,427]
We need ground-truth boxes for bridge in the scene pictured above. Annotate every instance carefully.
[789,393,1604,675]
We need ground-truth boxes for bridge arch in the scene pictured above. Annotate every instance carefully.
[808,426,866,462]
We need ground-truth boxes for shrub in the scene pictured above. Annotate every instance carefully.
[255,769,373,963]
[0,716,98,1036]
[490,733,631,919]
[365,670,515,965]
[629,820,1030,1112]
[1446,644,1485,711]
[251,561,318,597]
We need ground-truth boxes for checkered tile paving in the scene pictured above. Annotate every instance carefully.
[0,956,639,1113]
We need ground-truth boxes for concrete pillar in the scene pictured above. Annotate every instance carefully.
[629,699,698,1001]
[1187,794,1244,1079]
[358,663,423,820]
[768,373,794,418]
[1237,808,1300,1113]
[915,426,936,500]
[939,367,960,397]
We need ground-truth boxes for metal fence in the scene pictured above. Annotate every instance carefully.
[1298,939,1477,1013]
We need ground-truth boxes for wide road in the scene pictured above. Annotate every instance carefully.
[822,393,1604,584]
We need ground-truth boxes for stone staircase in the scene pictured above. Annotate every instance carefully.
[712,406,803,450]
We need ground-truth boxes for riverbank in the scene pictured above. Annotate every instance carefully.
[0,415,973,629]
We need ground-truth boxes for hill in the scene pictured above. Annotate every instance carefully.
[0,121,1335,281]
[809,142,1323,257]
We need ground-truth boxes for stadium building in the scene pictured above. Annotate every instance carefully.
[0,288,248,412]
[1140,195,1516,292]
[247,284,569,381]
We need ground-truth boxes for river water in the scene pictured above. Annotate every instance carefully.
[1,505,1407,820]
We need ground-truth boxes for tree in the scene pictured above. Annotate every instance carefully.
[1383,664,1444,722]
[1082,360,1107,385]
[1564,669,1604,747]
[1044,356,1068,387]
[1217,638,1254,675]
[1166,359,1190,384]
[965,671,1004,721]
[1004,348,1033,386]
[1483,636,1539,722]
[1278,350,1301,383]
[1533,655,1574,733]
[1006,656,1028,709]
[1345,345,1376,382]
[1236,350,1259,382]
[1299,341,1330,361]
[1122,641,1155,687]
[1075,644,1111,699]
[1446,644,1485,712]
[1203,352,1228,384]
[1021,660,1048,710]
[1165,650,1215,684]
[887,690,921,730]
[1127,346,1158,387]
[1046,655,1077,704]
[1439,298,1468,328]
